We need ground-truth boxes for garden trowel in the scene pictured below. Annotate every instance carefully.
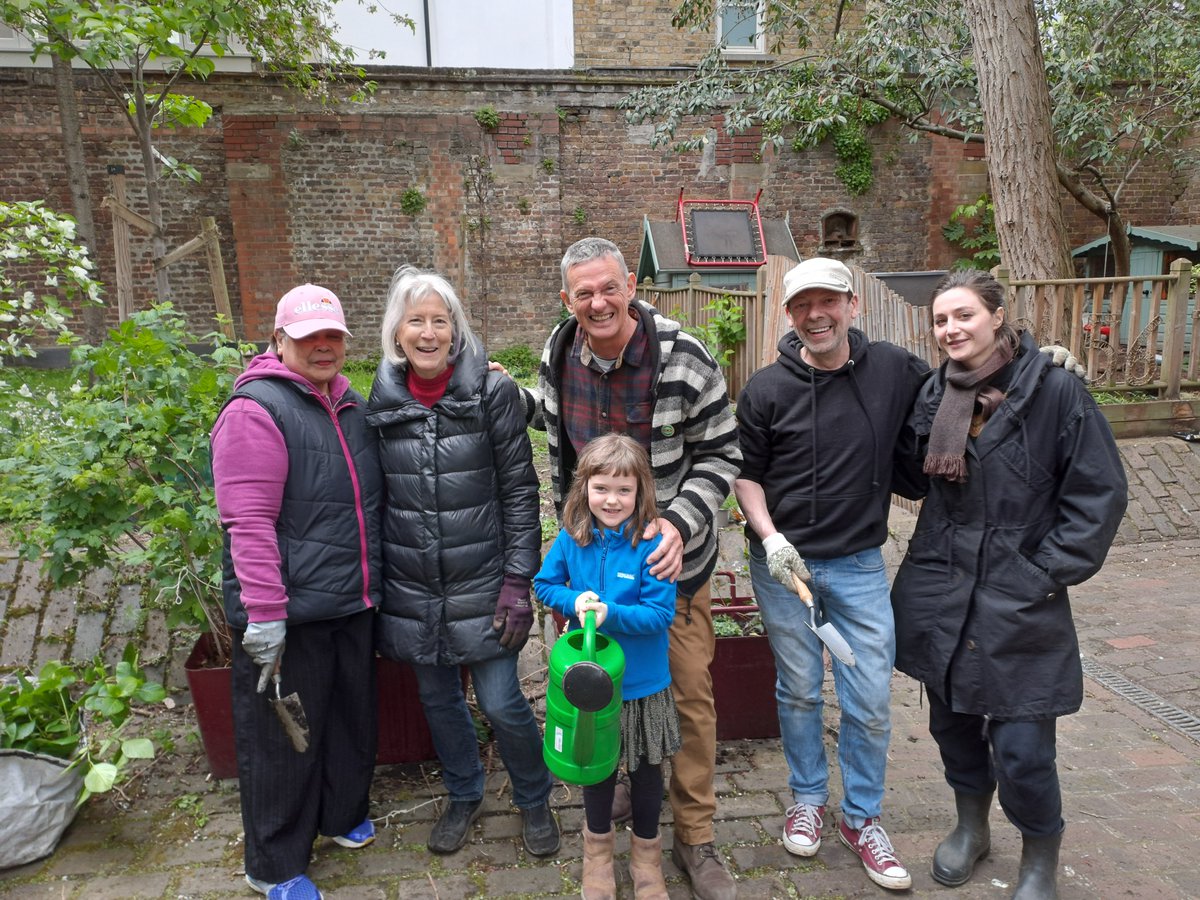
[268,663,310,753]
[790,573,856,667]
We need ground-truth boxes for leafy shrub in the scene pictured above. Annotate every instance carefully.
[0,304,251,658]
[0,200,102,359]
[490,344,540,381]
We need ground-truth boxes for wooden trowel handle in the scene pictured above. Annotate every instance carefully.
[789,572,814,604]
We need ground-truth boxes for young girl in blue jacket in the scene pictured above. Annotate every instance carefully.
[534,434,679,900]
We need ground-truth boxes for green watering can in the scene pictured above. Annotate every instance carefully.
[543,609,625,786]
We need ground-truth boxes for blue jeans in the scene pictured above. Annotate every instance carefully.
[748,545,895,829]
[413,654,551,810]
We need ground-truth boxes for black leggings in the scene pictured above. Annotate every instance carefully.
[583,758,664,840]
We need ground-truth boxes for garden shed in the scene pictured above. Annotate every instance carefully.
[635,190,801,290]
[1072,225,1199,344]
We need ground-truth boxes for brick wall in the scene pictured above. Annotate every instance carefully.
[2,65,1194,358]
[573,0,711,68]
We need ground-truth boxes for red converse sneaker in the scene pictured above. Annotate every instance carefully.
[838,816,912,890]
[783,803,824,857]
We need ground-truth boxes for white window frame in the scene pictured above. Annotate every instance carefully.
[716,0,765,57]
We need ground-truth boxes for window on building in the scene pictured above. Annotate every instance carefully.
[717,0,764,56]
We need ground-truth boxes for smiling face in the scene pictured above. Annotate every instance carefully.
[277,328,346,395]
[587,470,638,531]
[932,286,1005,371]
[785,287,859,369]
[561,254,638,358]
[396,293,454,379]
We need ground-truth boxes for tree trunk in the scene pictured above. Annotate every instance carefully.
[50,55,106,344]
[131,73,171,303]
[962,0,1074,280]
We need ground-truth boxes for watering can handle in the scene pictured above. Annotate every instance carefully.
[582,608,597,662]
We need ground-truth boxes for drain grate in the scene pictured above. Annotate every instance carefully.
[1082,656,1200,743]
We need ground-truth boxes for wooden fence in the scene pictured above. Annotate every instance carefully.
[995,258,1197,399]
[637,257,1198,403]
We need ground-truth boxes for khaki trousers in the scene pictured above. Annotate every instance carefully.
[667,581,718,845]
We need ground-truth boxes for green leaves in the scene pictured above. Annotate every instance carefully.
[0,646,166,804]
[0,200,102,359]
[0,304,249,652]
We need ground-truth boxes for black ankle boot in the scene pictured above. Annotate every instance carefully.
[1011,830,1062,900]
[931,790,993,886]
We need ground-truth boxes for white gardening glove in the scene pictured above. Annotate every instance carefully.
[763,533,812,594]
[573,590,608,628]
[242,620,286,693]
[1039,344,1087,381]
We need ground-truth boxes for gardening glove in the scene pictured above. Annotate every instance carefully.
[1040,344,1088,381]
[242,620,286,693]
[574,590,607,628]
[763,533,812,595]
[492,574,534,650]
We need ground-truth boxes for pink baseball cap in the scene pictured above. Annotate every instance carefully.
[274,284,352,339]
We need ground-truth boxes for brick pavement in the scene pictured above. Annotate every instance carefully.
[2,435,1199,898]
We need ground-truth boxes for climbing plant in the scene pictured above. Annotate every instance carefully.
[942,194,999,270]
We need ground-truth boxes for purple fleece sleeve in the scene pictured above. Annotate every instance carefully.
[211,397,289,622]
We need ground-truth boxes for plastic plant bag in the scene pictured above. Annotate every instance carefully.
[0,748,83,869]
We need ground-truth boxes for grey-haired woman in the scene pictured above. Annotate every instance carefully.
[366,266,559,857]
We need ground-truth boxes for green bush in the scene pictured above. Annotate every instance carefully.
[490,344,540,381]
[0,304,250,657]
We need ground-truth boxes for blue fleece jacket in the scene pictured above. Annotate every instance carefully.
[534,523,675,700]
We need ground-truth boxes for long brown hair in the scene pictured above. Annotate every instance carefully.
[562,434,658,547]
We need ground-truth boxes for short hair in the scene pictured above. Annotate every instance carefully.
[380,265,478,366]
[562,434,658,547]
[931,268,1019,353]
[560,237,629,294]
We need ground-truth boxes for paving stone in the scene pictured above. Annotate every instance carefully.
[39,586,76,639]
[11,561,44,611]
[0,610,37,667]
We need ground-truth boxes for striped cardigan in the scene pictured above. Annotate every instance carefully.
[527,300,741,597]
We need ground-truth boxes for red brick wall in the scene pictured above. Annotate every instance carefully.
[2,66,1193,356]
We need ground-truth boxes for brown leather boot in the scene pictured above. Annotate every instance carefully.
[629,833,669,900]
[581,825,616,900]
[671,838,737,900]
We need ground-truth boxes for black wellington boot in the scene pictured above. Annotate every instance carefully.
[1011,830,1062,900]
[931,790,993,886]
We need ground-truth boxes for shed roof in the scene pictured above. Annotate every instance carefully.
[1072,225,1200,256]
[637,215,801,282]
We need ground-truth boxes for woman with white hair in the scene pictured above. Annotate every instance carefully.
[366,266,558,858]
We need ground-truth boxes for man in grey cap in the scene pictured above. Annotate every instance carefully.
[733,257,928,891]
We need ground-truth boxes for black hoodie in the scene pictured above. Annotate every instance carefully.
[736,328,930,559]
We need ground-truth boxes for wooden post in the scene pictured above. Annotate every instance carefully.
[108,166,134,321]
[202,218,235,340]
[1163,258,1192,400]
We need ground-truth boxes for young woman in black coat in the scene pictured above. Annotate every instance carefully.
[891,270,1127,899]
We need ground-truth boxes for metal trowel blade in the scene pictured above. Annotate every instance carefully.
[270,674,310,753]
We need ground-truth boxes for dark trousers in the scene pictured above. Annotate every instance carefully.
[233,610,377,882]
[927,690,1063,837]
[583,757,665,840]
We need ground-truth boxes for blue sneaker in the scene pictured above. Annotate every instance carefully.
[333,817,376,849]
[245,873,324,900]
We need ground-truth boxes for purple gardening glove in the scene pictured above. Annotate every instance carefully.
[493,574,534,650]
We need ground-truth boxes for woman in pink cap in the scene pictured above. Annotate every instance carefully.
[211,284,383,900]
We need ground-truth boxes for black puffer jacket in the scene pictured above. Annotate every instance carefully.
[366,341,541,666]
[891,333,1127,719]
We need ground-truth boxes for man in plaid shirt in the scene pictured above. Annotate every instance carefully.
[525,237,741,900]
